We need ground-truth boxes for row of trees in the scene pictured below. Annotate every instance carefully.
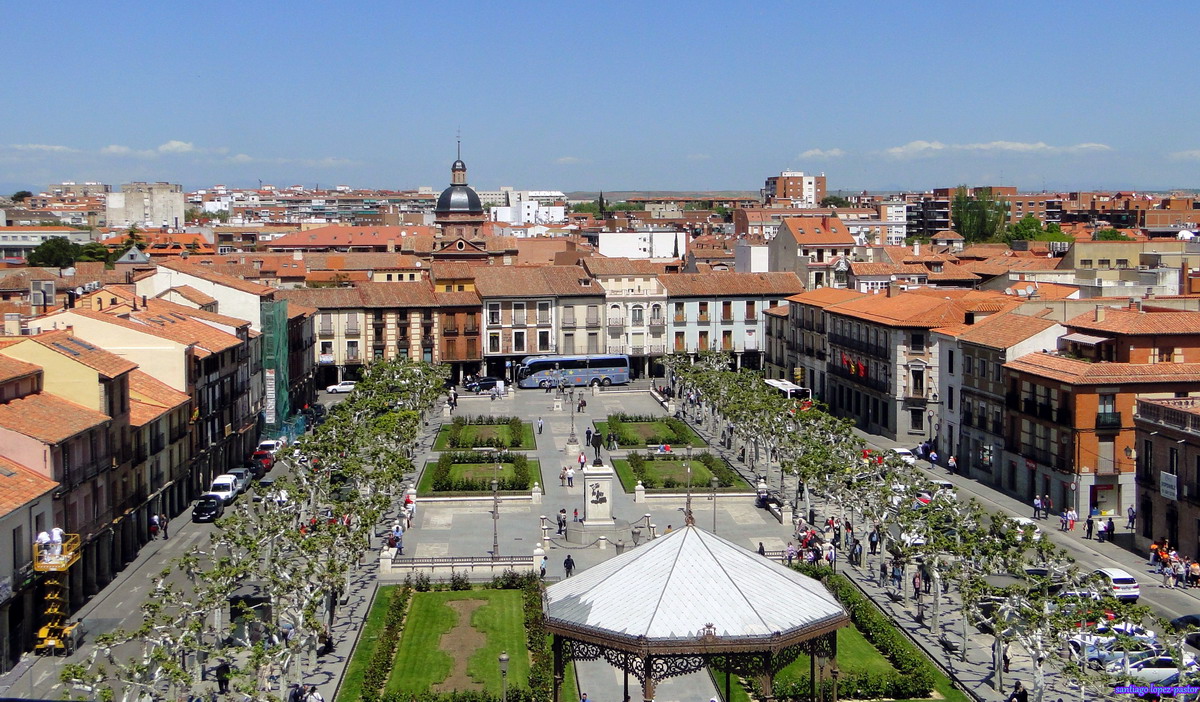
[665,352,1197,702]
[949,186,1131,245]
[61,358,448,701]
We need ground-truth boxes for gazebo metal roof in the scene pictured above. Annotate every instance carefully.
[544,526,848,654]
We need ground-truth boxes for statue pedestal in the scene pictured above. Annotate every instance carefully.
[554,398,563,412]
[564,460,632,545]
[564,436,581,459]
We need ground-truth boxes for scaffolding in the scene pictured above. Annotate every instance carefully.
[261,299,291,435]
[33,533,81,654]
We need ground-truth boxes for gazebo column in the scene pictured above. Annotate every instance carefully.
[552,635,564,702]
[641,655,656,702]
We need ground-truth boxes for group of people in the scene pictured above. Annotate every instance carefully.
[1149,539,1200,588]
[148,512,170,540]
[35,526,66,560]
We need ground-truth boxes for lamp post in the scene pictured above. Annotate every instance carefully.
[683,445,694,526]
[815,651,828,702]
[491,477,500,559]
[710,475,719,532]
[498,651,510,702]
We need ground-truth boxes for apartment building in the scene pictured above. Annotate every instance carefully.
[660,272,803,369]
[933,311,1063,493]
[767,216,856,289]
[279,282,483,385]
[0,455,56,672]
[474,266,605,380]
[762,171,826,207]
[581,258,669,377]
[763,303,790,380]
[106,182,185,229]
[1134,398,1200,557]
[785,288,868,400]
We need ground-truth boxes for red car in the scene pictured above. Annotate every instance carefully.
[251,450,275,472]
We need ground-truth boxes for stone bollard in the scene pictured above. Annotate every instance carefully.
[667,401,676,415]
[554,398,564,412]
[592,385,599,396]
[531,482,542,504]
[442,403,451,418]
[634,480,646,503]
[649,524,657,540]
[533,542,545,559]
[780,501,792,525]
[598,536,607,550]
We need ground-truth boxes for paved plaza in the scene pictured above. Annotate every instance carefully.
[4,381,1198,701]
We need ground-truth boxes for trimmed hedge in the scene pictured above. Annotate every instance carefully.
[445,415,530,449]
[361,582,413,702]
[607,414,698,447]
[625,451,738,489]
[430,452,532,491]
[778,563,936,701]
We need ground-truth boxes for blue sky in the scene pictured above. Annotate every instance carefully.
[1,1,1197,194]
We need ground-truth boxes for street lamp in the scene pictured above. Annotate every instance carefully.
[710,475,720,532]
[815,651,828,702]
[498,651,510,702]
[683,447,694,526]
[491,478,500,559]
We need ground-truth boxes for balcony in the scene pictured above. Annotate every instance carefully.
[464,323,478,334]
[963,411,974,428]
[562,317,577,329]
[443,325,459,336]
[745,315,758,323]
[318,325,334,338]
[815,350,827,360]
[697,314,711,324]
[648,316,666,328]
[584,316,600,328]
[721,315,735,324]
[1036,402,1054,421]
[1055,407,1071,425]
[1095,411,1122,429]
[1022,398,1037,415]
[371,317,385,329]
[513,314,527,326]
[345,350,362,364]
[991,420,1004,436]
[344,326,361,338]
[607,316,625,328]
[1136,398,1200,434]
[537,315,553,327]
[673,314,686,324]
[829,364,889,393]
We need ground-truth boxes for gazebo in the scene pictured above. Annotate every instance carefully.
[544,526,849,702]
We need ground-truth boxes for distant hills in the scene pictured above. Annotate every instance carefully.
[564,191,761,201]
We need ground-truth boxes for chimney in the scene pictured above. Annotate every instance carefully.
[1094,305,1106,322]
[1146,287,1156,300]
[887,282,900,298]
[913,241,920,256]
[1132,298,1142,312]
[292,250,302,261]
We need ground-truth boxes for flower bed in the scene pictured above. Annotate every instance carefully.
[595,413,705,448]
[434,416,536,450]
[419,452,542,494]
[612,451,748,491]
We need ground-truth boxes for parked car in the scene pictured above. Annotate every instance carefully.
[227,468,252,495]
[1094,567,1141,602]
[257,438,284,455]
[465,376,499,393]
[242,460,266,481]
[208,474,239,505]
[891,448,917,465]
[252,477,276,503]
[1105,651,1197,683]
[192,494,226,523]
[251,450,275,472]
[326,380,357,394]
[1012,517,1043,541]
[1170,614,1200,649]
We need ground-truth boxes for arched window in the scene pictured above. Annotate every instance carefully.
[651,304,662,321]
[631,305,644,324]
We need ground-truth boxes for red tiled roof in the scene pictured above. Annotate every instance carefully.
[951,310,1060,348]
[764,303,790,317]
[829,289,1007,328]
[161,285,217,306]
[1065,306,1200,335]
[0,354,41,384]
[779,216,856,246]
[266,225,436,249]
[785,288,868,308]
[0,392,109,444]
[157,260,275,296]
[1006,352,1200,384]
[127,369,188,427]
[24,330,137,378]
[658,272,804,297]
[0,456,57,518]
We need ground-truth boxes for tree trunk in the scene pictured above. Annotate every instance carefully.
[992,636,1003,692]
[1032,660,1045,702]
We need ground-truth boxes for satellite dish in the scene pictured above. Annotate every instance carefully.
[75,287,84,296]
[890,275,898,282]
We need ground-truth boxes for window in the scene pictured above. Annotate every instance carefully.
[948,386,955,411]
[513,303,526,326]
[488,304,501,325]
[722,301,732,321]
[910,408,925,431]
[964,356,973,376]
[539,330,551,351]
[1080,259,1093,268]
[12,525,23,569]
[698,302,709,320]
[562,333,575,354]
[675,331,686,351]
[993,362,1002,382]
[947,350,956,374]
[488,333,500,353]
[585,332,597,354]
[513,330,526,353]
[1116,259,1129,268]
[746,301,756,319]
[537,302,551,324]
[1169,446,1179,475]
[346,340,359,360]
[631,306,644,324]
[910,333,925,353]
[1098,259,1111,269]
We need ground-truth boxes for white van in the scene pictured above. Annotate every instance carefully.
[209,474,239,505]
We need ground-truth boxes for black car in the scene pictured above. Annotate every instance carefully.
[1169,614,1200,648]
[465,377,499,393]
[192,494,225,523]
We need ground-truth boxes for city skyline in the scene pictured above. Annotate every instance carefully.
[2,1,1198,194]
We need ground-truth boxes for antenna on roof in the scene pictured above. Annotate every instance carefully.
[456,128,461,160]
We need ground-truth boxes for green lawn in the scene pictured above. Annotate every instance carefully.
[594,420,707,448]
[613,458,749,493]
[417,460,543,494]
[337,585,399,702]
[434,422,537,450]
[386,590,530,695]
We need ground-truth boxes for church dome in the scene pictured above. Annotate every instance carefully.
[436,184,483,214]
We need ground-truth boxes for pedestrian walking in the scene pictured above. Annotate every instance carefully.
[1068,508,1077,530]
[214,660,232,694]
[1085,515,1094,539]
[868,528,879,555]
[573,508,579,522]
[564,554,575,577]
[1097,518,1107,543]
[758,542,766,556]
[540,556,547,579]
[928,450,939,468]
[567,467,575,487]
[786,542,796,566]
[1164,559,1175,588]
[1033,496,1042,520]
[1044,494,1053,516]
[585,427,593,446]
[149,513,160,540]
[1127,505,1136,530]
[159,513,169,540]
[1107,517,1116,540]
[1059,511,1068,531]
[560,467,567,487]
[851,539,863,567]
[912,571,923,599]
[538,418,544,435]
[947,455,957,474]
[305,684,326,702]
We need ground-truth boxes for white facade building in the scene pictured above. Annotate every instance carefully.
[597,230,687,260]
[735,242,770,273]
[106,182,185,228]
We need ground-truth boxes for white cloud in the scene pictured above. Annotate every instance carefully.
[228,153,256,164]
[800,148,845,159]
[885,140,1112,159]
[10,143,77,153]
[555,156,583,165]
[686,153,712,161]
[157,140,197,154]
[1170,149,1200,160]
